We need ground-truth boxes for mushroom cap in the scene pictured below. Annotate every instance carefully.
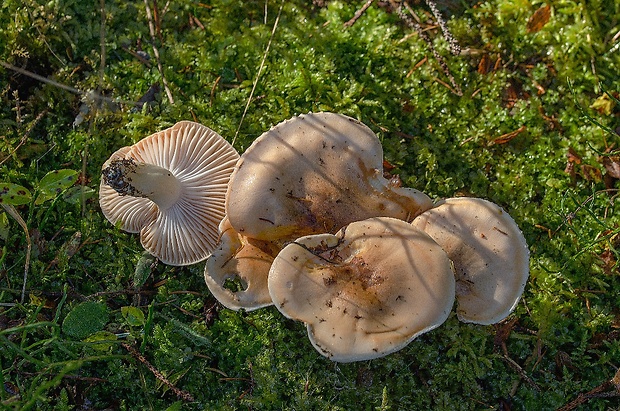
[411,197,529,325]
[99,121,239,266]
[226,112,432,242]
[204,217,277,311]
[268,217,455,362]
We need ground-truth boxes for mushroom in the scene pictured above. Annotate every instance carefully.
[226,112,433,243]
[268,217,455,362]
[204,217,279,311]
[99,121,239,266]
[411,197,529,325]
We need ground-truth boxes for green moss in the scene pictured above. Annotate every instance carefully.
[0,0,619,409]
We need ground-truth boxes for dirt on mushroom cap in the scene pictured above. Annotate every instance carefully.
[226,112,432,243]
[268,217,455,362]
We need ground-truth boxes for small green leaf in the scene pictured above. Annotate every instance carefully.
[590,93,615,115]
[121,306,145,327]
[0,211,8,240]
[29,294,46,307]
[62,185,96,204]
[62,301,109,339]
[0,183,32,206]
[134,252,156,288]
[164,402,183,411]
[84,331,118,351]
[36,169,78,205]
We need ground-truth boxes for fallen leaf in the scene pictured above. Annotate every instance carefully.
[590,93,616,115]
[565,148,582,184]
[580,164,602,182]
[598,249,617,275]
[489,125,527,145]
[527,4,551,33]
[603,155,620,179]
[567,147,582,165]
[478,53,492,75]
[382,159,396,172]
[503,78,530,108]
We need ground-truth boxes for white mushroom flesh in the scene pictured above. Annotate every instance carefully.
[204,217,277,311]
[100,146,155,233]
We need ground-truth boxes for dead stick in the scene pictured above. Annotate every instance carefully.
[398,1,463,96]
[0,60,139,106]
[143,0,174,104]
[424,0,460,55]
[344,0,374,27]
[501,355,540,392]
[557,368,620,411]
[122,342,194,402]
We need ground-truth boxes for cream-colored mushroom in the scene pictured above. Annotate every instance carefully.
[99,121,239,266]
[411,197,529,325]
[268,217,455,362]
[204,217,278,311]
[226,112,432,243]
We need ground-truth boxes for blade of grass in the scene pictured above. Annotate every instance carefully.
[232,0,284,147]
[1,204,31,304]
[143,0,174,104]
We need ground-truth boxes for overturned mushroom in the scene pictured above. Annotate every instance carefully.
[226,112,432,243]
[268,217,455,362]
[99,121,239,266]
[411,197,529,325]
[204,217,278,311]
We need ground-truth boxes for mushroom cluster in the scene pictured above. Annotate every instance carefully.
[99,113,529,362]
[204,112,530,362]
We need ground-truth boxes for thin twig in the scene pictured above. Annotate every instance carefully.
[424,0,460,55]
[0,110,47,166]
[122,342,195,402]
[344,0,374,27]
[19,371,107,383]
[1,204,31,304]
[557,368,620,411]
[99,0,107,89]
[501,354,540,392]
[397,1,463,96]
[143,0,174,104]
[86,289,157,300]
[232,0,284,147]
[0,60,139,106]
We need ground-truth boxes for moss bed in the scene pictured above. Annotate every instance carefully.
[0,0,619,409]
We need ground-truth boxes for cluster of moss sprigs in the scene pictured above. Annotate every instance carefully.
[0,0,619,410]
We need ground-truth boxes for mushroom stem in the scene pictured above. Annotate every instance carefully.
[102,158,181,211]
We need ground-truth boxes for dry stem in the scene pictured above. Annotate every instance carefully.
[1,204,31,304]
[557,368,620,411]
[143,0,174,104]
[122,342,195,402]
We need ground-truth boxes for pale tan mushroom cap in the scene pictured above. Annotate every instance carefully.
[99,121,239,266]
[204,217,277,311]
[269,217,455,362]
[411,197,530,325]
[226,112,432,242]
